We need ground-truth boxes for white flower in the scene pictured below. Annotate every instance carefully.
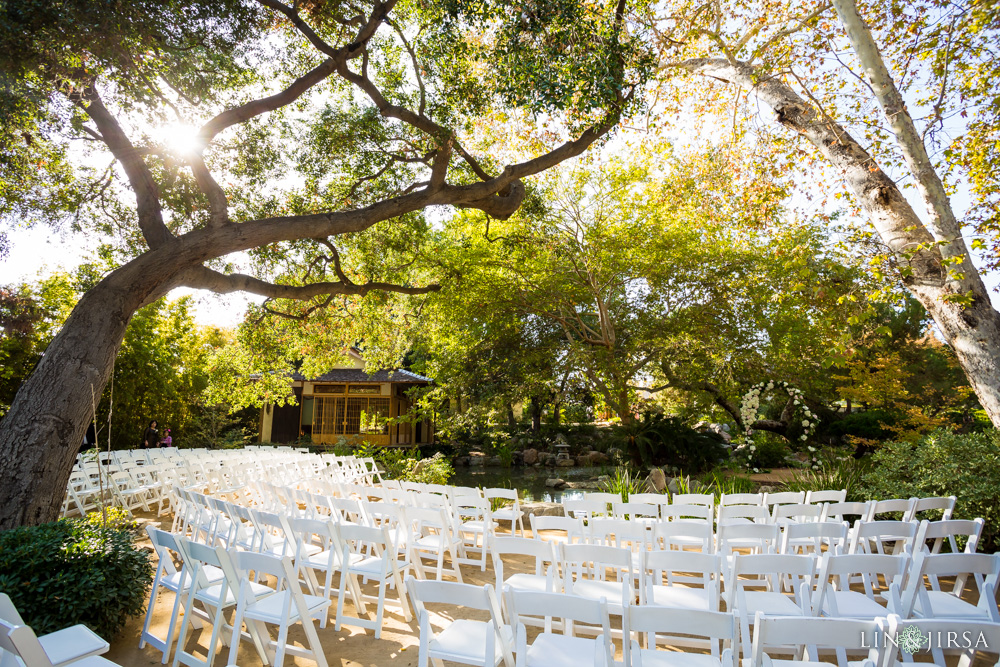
[807,446,816,452]
[800,435,808,441]
[766,381,774,389]
[753,468,760,473]
[801,420,809,427]
[749,445,756,451]
[812,464,820,470]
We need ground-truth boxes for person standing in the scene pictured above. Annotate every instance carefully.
[143,420,159,449]
[160,428,173,447]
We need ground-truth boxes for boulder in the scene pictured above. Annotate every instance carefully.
[486,456,502,467]
[521,501,565,519]
[469,452,486,467]
[588,451,610,465]
[647,467,667,493]
[555,458,576,467]
[522,448,539,465]
[666,476,680,495]
[454,456,470,467]
[545,478,566,488]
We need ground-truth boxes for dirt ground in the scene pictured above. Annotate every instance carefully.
[106,508,978,667]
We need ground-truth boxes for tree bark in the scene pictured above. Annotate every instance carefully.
[0,259,179,527]
[529,397,542,432]
[678,58,1000,428]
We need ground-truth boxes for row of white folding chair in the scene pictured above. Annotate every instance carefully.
[407,573,1000,667]
[143,523,414,667]
[492,533,1000,648]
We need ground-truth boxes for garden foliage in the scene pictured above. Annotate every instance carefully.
[0,513,153,638]
[615,413,726,472]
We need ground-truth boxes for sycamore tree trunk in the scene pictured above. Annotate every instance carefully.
[679,57,1000,428]
[0,257,180,527]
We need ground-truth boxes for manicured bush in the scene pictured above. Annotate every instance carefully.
[858,428,1000,552]
[0,513,153,638]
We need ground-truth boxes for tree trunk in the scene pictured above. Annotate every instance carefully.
[0,261,171,529]
[679,57,1000,427]
[530,397,542,432]
[505,402,516,429]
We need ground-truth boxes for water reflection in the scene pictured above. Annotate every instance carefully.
[449,466,605,502]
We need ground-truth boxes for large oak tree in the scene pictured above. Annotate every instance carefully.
[0,0,650,528]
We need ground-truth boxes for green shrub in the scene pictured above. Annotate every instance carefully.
[405,453,455,485]
[615,413,726,472]
[0,517,153,638]
[858,429,1000,552]
[821,409,897,442]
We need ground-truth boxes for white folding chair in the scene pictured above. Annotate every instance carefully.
[805,489,847,504]
[560,543,634,616]
[288,517,362,621]
[141,527,219,664]
[564,498,611,520]
[901,552,1000,622]
[672,493,715,508]
[623,606,737,667]
[611,502,660,522]
[716,522,780,556]
[407,506,465,582]
[505,590,614,667]
[717,505,771,527]
[660,503,714,525]
[914,518,983,555]
[0,619,121,667]
[172,540,271,667]
[867,498,916,521]
[822,501,871,524]
[780,520,849,556]
[0,593,109,667]
[772,503,823,527]
[530,515,585,545]
[335,523,413,638]
[453,496,497,571]
[719,493,763,507]
[491,536,559,598]
[749,613,884,667]
[227,550,330,667]
[724,553,816,657]
[903,496,956,522]
[812,553,906,620]
[849,520,917,556]
[654,519,715,553]
[641,550,721,612]
[406,577,514,667]
[485,488,526,537]
[762,491,805,508]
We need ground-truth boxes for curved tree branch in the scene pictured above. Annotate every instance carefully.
[77,86,174,249]
[179,265,440,299]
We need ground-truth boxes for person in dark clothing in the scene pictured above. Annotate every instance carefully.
[143,420,159,449]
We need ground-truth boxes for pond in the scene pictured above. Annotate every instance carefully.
[449,465,606,502]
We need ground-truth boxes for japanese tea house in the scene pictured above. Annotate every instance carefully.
[259,349,434,446]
